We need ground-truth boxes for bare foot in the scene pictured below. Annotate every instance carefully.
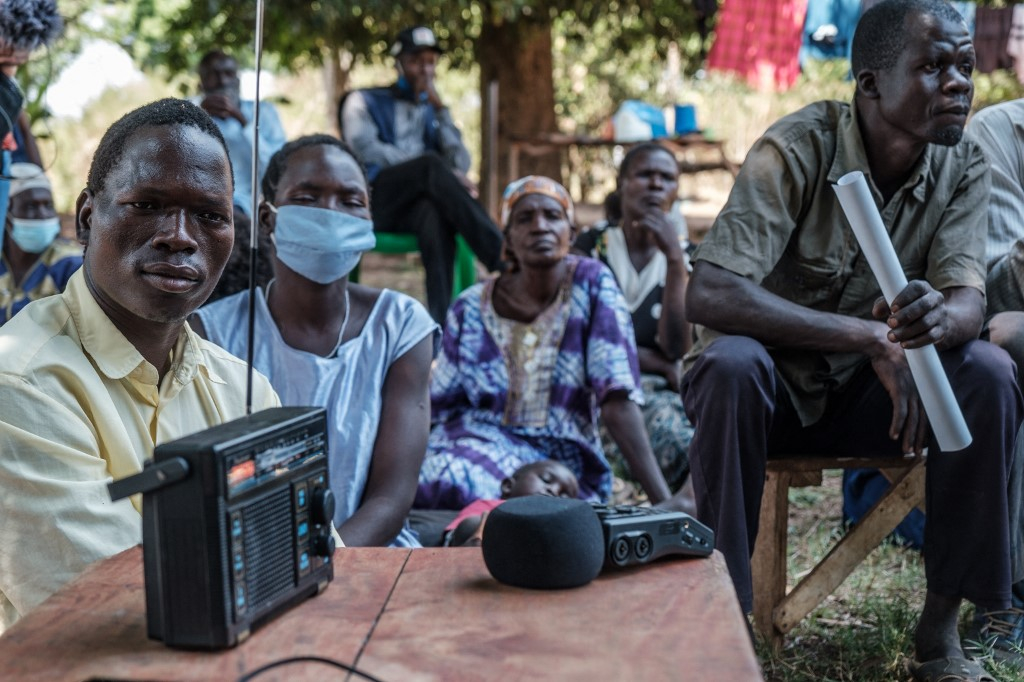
[654,476,697,516]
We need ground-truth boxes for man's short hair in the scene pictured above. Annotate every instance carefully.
[851,0,966,74]
[87,98,232,196]
[261,134,365,204]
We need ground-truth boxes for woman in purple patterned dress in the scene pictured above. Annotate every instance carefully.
[415,176,682,512]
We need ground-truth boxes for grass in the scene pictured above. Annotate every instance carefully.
[755,473,1024,682]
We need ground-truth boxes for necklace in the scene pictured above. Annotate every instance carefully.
[265,279,350,357]
[332,288,351,357]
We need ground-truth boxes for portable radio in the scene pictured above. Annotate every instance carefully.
[109,406,335,649]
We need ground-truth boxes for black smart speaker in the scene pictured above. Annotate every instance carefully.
[481,496,605,589]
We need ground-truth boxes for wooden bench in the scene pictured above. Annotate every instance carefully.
[751,454,926,648]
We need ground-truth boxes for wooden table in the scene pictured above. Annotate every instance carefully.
[507,132,739,189]
[0,546,762,681]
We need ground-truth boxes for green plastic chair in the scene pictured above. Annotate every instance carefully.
[350,232,477,300]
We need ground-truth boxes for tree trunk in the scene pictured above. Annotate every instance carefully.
[324,47,354,137]
[477,13,561,219]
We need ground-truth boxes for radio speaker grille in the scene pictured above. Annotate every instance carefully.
[242,487,295,610]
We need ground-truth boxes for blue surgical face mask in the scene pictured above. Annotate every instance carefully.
[268,204,376,284]
[8,216,61,254]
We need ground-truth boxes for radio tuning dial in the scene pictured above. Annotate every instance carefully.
[313,533,336,558]
[311,487,335,526]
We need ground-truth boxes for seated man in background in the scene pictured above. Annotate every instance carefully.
[196,49,287,216]
[963,96,1024,662]
[678,1,1022,678]
[0,162,81,323]
[0,99,278,631]
[967,98,1024,374]
[340,25,504,324]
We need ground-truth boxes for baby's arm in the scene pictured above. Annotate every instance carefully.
[449,511,491,547]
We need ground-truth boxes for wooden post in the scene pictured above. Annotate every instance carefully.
[484,79,499,221]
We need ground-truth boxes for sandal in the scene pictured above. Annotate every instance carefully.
[905,656,995,682]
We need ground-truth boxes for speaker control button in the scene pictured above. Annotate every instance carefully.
[311,488,335,526]
[234,584,247,615]
[230,513,243,540]
[313,532,336,558]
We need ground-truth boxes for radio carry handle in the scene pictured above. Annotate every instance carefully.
[107,458,190,501]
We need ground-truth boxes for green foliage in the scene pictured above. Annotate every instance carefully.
[973,69,1024,111]
[115,0,700,76]
[43,70,182,212]
[13,0,135,122]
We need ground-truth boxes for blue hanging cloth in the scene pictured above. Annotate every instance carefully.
[0,149,12,229]
[799,0,864,68]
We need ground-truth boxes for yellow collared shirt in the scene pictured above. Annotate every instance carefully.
[0,270,280,630]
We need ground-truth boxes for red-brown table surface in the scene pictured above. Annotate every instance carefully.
[0,546,762,681]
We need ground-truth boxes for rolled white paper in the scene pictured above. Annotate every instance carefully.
[833,170,972,452]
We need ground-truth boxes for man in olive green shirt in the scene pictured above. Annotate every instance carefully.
[677,1,1023,676]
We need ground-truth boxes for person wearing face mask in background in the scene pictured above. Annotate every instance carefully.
[192,135,437,548]
[0,162,80,324]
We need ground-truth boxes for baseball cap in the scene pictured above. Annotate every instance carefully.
[391,26,442,57]
[9,162,50,197]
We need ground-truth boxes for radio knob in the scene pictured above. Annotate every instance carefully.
[311,488,335,526]
[313,532,336,557]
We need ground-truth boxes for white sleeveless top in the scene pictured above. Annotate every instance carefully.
[196,286,437,547]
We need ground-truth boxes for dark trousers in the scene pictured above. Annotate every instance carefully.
[680,335,1022,614]
[371,153,504,323]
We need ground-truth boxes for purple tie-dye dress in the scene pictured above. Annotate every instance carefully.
[415,255,644,510]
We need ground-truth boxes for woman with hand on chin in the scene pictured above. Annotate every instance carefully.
[415,175,684,514]
[192,134,437,547]
[574,142,696,512]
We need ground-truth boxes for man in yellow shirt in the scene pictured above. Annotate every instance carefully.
[0,98,278,631]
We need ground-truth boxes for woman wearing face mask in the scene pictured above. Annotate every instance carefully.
[415,176,686,515]
[0,162,81,324]
[191,135,437,547]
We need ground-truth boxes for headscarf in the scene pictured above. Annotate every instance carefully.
[499,175,574,228]
[9,162,50,198]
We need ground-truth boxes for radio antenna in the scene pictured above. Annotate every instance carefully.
[244,0,266,415]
